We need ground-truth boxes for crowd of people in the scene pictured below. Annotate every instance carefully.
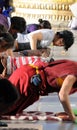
[0,0,77,124]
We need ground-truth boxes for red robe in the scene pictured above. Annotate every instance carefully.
[7,59,77,115]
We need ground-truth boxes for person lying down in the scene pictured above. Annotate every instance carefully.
[0,59,77,123]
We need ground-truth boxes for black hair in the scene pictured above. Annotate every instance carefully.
[0,0,4,9]
[11,16,26,33]
[0,0,10,9]
[0,24,7,33]
[56,30,74,51]
[38,19,52,29]
[4,0,10,9]
[0,78,19,104]
[0,32,14,49]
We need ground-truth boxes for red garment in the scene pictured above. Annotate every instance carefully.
[44,59,77,94]
[8,63,47,115]
[7,59,77,115]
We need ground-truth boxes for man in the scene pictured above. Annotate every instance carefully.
[0,59,77,123]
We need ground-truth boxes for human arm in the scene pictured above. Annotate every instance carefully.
[58,75,77,122]
[29,31,43,50]
[20,48,51,57]
[0,55,7,78]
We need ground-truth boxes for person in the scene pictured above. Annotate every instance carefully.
[9,17,52,58]
[0,59,77,123]
[0,78,20,115]
[0,24,14,52]
[0,52,53,78]
[9,16,26,39]
[0,0,12,31]
[26,18,52,33]
[14,18,52,56]
[14,29,74,52]
[0,23,17,126]
[38,18,52,29]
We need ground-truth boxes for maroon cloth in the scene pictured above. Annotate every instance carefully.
[6,59,77,115]
[44,59,77,94]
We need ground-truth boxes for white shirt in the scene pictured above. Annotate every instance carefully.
[17,29,55,48]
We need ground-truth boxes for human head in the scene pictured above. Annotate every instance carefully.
[53,30,74,51]
[0,78,19,115]
[9,16,26,39]
[38,19,52,29]
[0,32,14,52]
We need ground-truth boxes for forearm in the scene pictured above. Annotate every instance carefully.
[59,75,77,122]
[60,95,76,121]
[30,36,37,50]
[21,48,51,57]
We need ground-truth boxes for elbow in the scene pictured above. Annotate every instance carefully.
[58,92,67,103]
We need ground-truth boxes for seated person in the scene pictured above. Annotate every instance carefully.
[0,59,77,123]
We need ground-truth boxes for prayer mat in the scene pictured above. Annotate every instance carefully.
[0,123,43,130]
[0,111,72,122]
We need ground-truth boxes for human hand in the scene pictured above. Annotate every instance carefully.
[72,109,77,123]
[0,74,4,79]
[73,118,77,124]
